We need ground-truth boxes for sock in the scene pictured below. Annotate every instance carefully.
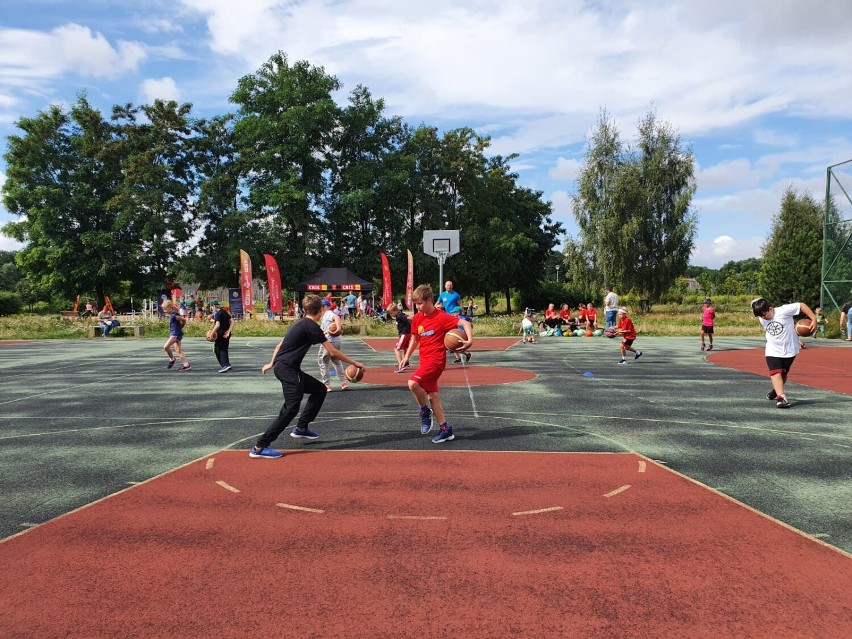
[440,422,449,430]
[420,405,429,414]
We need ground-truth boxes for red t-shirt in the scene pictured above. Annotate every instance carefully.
[545,308,559,320]
[411,308,460,367]
[617,316,636,339]
[560,309,572,322]
[585,308,597,324]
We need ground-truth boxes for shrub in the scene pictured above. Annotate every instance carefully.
[0,291,23,315]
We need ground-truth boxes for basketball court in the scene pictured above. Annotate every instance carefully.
[1,335,850,637]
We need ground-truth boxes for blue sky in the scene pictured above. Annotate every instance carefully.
[1,0,850,267]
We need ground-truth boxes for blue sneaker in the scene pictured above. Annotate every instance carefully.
[290,426,319,440]
[249,447,283,459]
[432,425,454,444]
[166,359,176,369]
[420,407,433,434]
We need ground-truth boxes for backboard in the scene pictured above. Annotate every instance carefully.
[423,230,460,257]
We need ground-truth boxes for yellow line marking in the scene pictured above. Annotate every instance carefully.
[205,458,215,470]
[511,506,563,517]
[387,515,448,520]
[604,485,631,498]
[216,480,240,493]
[276,503,324,514]
[638,461,646,473]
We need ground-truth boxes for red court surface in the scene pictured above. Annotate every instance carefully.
[1,451,849,639]
[709,346,852,395]
[361,336,521,351]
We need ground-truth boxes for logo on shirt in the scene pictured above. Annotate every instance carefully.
[418,326,435,337]
[765,321,784,337]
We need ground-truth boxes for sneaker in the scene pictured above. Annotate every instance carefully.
[180,363,191,371]
[398,361,410,372]
[290,426,319,440]
[453,357,461,364]
[776,397,792,409]
[634,351,643,360]
[249,447,283,459]
[618,359,627,364]
[464,352,471,363]
[707,345,713,351]
[700,343,705,351]
[166,359,176,369]
[766,390,778,400]
[420,407,433,435]
[325,385,333,392]
[340,382,349,390]
[432,425,454,444]
[217,365,232,373]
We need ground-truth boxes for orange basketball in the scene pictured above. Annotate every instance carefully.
[345,364,364,382]
[205,330,217,342]
[327,323,341,336]
[795,319,815,337]
[444,328,467,352]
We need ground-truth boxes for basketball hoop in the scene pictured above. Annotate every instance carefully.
[423,230,460,289]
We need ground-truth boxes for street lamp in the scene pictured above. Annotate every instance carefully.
[555,264,560,283]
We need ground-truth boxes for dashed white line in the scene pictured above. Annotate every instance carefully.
[387,515,448,520]
[277,503,324,514]
[216,480,240,493]
[604,485,631,498]
[638,461,647,473]
[206,458,215,469]
[511,506,563,517]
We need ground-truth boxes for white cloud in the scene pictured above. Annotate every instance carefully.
[753,128,799,148]
[549,157,582,182]
[691,234,764,268]
[141,77,181,103]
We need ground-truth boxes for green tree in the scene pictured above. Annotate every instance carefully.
[759,188,823,305]
[571,109,697,301]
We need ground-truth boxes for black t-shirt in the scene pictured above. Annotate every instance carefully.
[843,302,852,314]
[214,309,231,333]
[273,317,327,368]
[395,311,411,335]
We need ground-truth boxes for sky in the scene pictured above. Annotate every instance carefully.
[1,0,851,268]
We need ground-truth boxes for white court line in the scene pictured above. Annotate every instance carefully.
[638,461,647,473]
[216,480,240,493]
[387,515,447,520]
[206,458,215,469]
[511,506,563,516]
[459,359,480,418]
[604,485,631,498]
[277,503,324,514]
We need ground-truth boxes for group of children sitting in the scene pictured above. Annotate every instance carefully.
[522,302,600,342]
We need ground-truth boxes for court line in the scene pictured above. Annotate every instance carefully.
[459,359,480,418]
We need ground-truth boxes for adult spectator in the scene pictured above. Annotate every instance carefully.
[841,300,852,341]
[357,292,368,318]
[604,286,619,329]
[437,280,462,315]
[81,300,95,318]
[344,290,357,318]
[97,307,120,338]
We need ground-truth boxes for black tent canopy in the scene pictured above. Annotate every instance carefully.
[294,268,374,293]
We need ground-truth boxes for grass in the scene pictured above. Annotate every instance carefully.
[2,309,844,340]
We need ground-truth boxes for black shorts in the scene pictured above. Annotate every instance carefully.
[765,355,796,376]
[701,325,714,334]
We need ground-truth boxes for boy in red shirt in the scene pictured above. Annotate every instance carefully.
[403,284,473,443]
[615,307,642,364]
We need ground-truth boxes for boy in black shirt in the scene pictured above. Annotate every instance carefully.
[250,294,366,459]
[387,303,412,372]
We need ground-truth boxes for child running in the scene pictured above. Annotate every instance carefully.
[751,297,817,408]
[317,298,347,391]
[700,297,716,351]
[387,303,412,373]
[614,307,642,364]
[161,300,190,371]
[402,284,473,444]
[251,294,366,458]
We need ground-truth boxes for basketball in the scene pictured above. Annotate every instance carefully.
[345,364,364,382]
[604,328,617,338]
[795,319,815,337]
[205,330,217,342]
[327,323,341,336]
[444,328,467,352]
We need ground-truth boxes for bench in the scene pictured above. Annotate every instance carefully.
[60,311,79,319]
[89,324,145,338]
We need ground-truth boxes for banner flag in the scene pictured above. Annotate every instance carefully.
[406,250,414,311]
[239,250,254,311]
[380,252,392,310]
[263,253,283,313]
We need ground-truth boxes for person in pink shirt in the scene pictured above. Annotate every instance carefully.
[700,298,716,351]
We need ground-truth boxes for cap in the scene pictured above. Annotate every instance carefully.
[703,298,712,304]
[210,300,221,307]
[617,307,628,314]
[321,299,331,306]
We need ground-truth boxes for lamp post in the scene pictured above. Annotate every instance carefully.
[555,264,560,283]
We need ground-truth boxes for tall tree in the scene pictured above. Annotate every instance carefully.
[570,109,697,301]
[759,188,823,305]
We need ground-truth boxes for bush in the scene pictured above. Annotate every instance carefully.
[0,291,23,315]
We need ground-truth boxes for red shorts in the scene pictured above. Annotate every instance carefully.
[395,333,411,351]
[621,338,635,347]
[410,360,445,394]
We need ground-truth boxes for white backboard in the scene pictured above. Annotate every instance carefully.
[423,230,460,257]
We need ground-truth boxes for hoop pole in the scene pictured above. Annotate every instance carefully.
[436,252,447,290]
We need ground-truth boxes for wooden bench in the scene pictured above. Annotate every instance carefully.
[60,311,79,319]
[89,324,145,338]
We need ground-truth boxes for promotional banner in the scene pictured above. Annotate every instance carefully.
[228,288,243,317]
[380,252,392,310]
[406,249,414,311]
[263,253,283,313]
[239,250,254,311]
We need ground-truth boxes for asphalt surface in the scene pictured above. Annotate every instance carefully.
[1,335,850,552]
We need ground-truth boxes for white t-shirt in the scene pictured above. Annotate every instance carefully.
[759,302,801,358]
[604,291,619,312]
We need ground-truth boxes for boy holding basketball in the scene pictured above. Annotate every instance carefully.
[614,307,642,364]
[250,294,366,458]
[402,284,473,443]
[751,297,816,409]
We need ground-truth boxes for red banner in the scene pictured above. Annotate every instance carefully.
[406,249,414,311]
[263,253,283,313]
[239,250,254,311]
[380,252,392,310]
